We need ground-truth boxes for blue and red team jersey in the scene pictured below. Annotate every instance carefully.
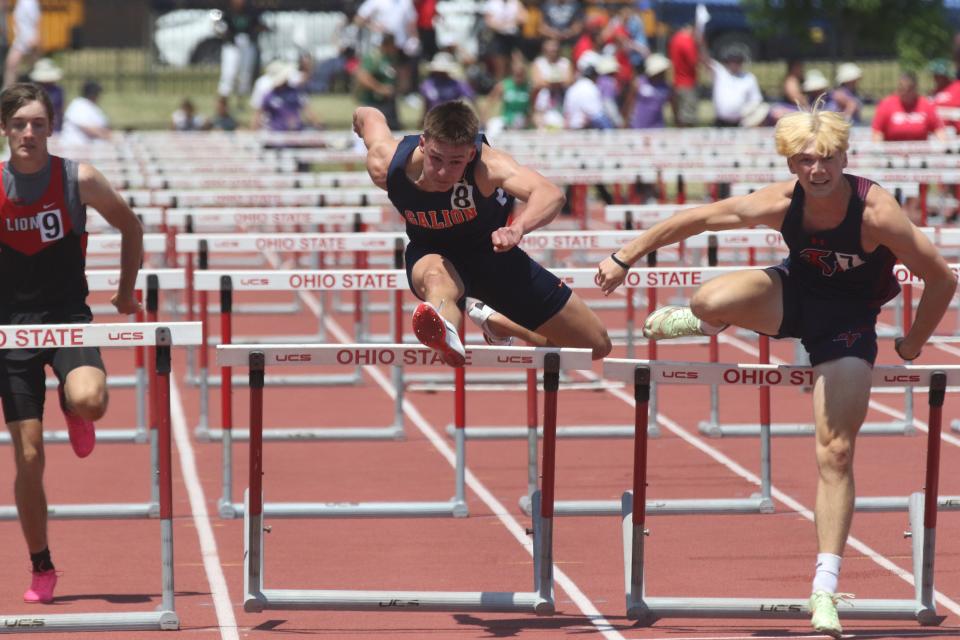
[0,156,88,309]
[779,173,900,307]
[386,134,515,252]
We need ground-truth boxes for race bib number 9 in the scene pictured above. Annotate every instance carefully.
[38,209,64,242]
[451,182,475,210]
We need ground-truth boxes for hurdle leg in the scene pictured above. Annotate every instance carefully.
[914,371,946,624]
[451,363,468,516]
[518,369,539,513]
[244,352,268,612]
[533,352,561,615]
[624,366,651,621]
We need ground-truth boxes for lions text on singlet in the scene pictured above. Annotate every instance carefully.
[386,134,515,252]
[0,156,88,309]
[780,173,900,305]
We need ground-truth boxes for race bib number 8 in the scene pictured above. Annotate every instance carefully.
[38,209,64,242]
[451,182,475,210]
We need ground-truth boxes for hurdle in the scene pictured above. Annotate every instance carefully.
[0,321,201,522]
[0,323,203,635]
[606,359,956,624]
[0,271,185,447]
[217,344,591,614]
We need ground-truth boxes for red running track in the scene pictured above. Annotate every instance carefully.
[0,281,958,640]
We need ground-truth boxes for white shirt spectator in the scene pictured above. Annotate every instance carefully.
[60,97,110,146]
[563,77,605,130]
[484,0,523,36]
[356,0,417,50]
[532,55,572,88]
[709,59,763,124]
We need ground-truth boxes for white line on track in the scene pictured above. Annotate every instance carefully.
[298,290,627,640]
[170,377,240,640]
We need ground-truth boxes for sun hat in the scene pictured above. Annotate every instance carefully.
[802,69,830,93]
[835,62,862,85]
[29,58,63,83]
[644,53,671,77]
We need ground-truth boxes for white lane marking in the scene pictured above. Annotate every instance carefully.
[171,378,240,640]
[297,290,626,640]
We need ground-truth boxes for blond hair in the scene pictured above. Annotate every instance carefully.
[774,97,850,158]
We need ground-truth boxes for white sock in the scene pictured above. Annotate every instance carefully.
[698,318,727,336]
[812,553,842,594]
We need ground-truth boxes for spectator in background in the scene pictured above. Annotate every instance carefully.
[539,0,583,47]
[415,0,439,61]
[3,0,40,88]
[208,95,238,131]
[667,24,699,126]
[354,33,401,129]
[517,0,543,60]
[484,53,531,134]
[250,60,289,127]
[171,98,205,131]
[782,58,807,108]
[832,62,864,124]
[260,62,319,131]
[933,58,960,133]
[60,80,111,146]
[624,52,672,129]
[801,69,831,107]
[872,71,947,142]
[420,51,474,113]
[531,38,572,95]
[595,55,624,128]
[564,51,613,130]
[615,4,650,72]
[483,0,526,82]
[217,0,266,102]
[707,45,763,127]
[355,0,419,97]
[572,13,607,67]
[930,58,953,98]
[28,58,64,132]
[532,66,567,130]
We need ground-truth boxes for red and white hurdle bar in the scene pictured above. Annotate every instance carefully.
[607,359,953,624]
[0,322,201,634]
[217,344,593,615]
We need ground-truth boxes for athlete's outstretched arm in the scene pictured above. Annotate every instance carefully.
[596,181,791,295]
[79,163,143,315]
[479,146,565,252]
[352,107,399,191]
[864,188,957,360]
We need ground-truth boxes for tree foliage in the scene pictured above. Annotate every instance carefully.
[741,0,953,66]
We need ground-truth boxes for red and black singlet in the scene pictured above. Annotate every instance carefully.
[0,156,88,309]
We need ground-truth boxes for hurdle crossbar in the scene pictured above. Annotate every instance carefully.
[0,325,199,632]
[611,360,949,626]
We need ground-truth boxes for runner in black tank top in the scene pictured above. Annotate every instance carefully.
[598,106,956,638]
[0,83,143,605]
[355,100,611,367]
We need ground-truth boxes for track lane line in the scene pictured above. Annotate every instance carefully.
[170,377,240,640]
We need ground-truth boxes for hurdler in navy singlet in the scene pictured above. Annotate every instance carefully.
[0,155,88,309]
[779,173,900,306]
[386,134,515,252]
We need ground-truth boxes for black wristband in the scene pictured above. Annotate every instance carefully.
[610,252,630,271]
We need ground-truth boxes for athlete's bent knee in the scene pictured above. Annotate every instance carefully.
[68,389,108,421]
[591,329,613,360]
[689,289,724,325]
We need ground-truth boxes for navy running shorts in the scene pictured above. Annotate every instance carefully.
[405,242,573,331]
[0,303,106,423]
[765,264,882,366]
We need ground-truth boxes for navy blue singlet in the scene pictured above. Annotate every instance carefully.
[779,173,900,307]
[386,134,515,252]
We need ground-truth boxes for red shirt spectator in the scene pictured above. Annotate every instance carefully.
[934,79,960,132]
[668,26,698,89]
[872,73,946,141]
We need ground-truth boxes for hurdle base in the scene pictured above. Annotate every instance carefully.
[950,418,960,434]
[445,423,661,440]
[698,420,914,437]
[0,503,158,520]
[0,610,179,633]
[244,589,552,614]
[855,495,960,512]
[520,495,773,517]
[0,428,147,445]
[224,499,469,519]
[184,373,359,387]
[195,425,404,442]
[627,596,937,624]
